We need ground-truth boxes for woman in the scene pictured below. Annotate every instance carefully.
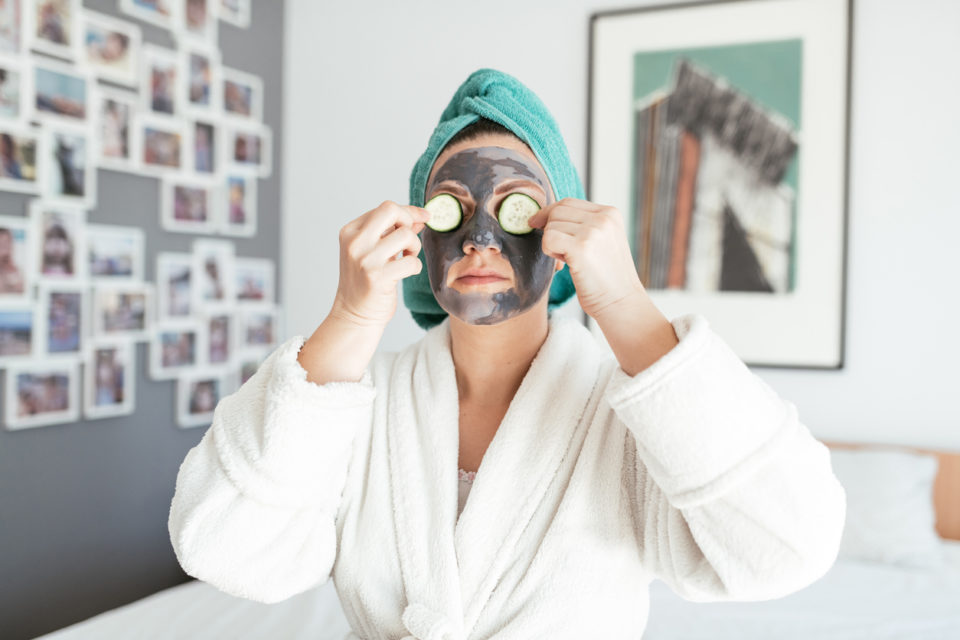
[169,69,845,639]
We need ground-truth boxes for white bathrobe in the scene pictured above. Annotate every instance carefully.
[168,311,846,640]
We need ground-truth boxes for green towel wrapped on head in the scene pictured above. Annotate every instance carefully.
[403,67,583,330]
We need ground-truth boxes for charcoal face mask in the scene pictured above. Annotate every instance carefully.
[421,146,556,325]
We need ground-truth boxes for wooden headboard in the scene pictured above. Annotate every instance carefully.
[823,440,960,542]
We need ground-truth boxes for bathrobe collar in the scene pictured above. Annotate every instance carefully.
[386,311,604,639]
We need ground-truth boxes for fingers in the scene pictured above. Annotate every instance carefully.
[541,228,579,263]
[529,199,601,228]
[381,254,423,281]
[366,225,422,267]
[352,201,429,249]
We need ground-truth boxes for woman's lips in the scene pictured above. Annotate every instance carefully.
[456,275,507,285]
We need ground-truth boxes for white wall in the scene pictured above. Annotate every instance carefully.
[283,0,960,449]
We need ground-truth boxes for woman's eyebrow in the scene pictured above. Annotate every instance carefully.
[494,178,545,196]
[432,180,471,196]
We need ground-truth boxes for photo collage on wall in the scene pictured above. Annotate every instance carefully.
[0,0,275,431]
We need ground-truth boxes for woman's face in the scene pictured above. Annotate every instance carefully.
[422,134,558,325]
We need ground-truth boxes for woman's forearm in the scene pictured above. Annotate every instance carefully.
[296,312,384,385]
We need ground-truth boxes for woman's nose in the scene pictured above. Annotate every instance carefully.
[461,208,502,254]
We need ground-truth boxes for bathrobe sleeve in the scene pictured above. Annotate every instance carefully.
[604,313,846,603]
[168,335,376,604]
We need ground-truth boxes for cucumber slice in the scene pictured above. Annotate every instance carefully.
[498,193,540,234]
[424,194,462,232]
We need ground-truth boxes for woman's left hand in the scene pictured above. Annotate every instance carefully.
[527,198,645,320]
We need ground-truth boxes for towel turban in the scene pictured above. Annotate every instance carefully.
[402,68,584,331]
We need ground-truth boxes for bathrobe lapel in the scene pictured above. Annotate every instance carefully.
[386,314,604,640]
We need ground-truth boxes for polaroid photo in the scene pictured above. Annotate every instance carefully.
[0,0,24,54]
[81,9,142,88]
[221,65,261,121]
[30,56,90,126]
[155,251,192,320]
[234,257,273,304]
[84,337,135,419]
[25,0,82,62]
[0,122,40,193]
[160,173,217,234]
[39,121,96,209]
[0,305,35,364]
[191,238,236,312]
[140,43,180,117]
[238,303,278,350]
[119,0,180,32]
[36,280,87,358]
[30,199,86,281]
[91,282,153,342]
[93,85,140,173]
[3,358,79,430]
[182,0,218,46]
[139,113,186,174]
[218,171,256,236]
[176,368,224,428]
[189,119,217,175]
[218,0,249,29]
[0,215,33,300]
[87,223,144,283]
[149,319,205,380]
[222,122,271,178]
[203,310,235,369]
[181,45,221,119]
[0,53,29,122]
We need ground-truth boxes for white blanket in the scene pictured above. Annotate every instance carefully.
[168,312,846,639]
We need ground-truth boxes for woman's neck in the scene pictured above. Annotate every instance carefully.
[448,304,550,404]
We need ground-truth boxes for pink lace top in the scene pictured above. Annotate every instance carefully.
[457,468,476,518]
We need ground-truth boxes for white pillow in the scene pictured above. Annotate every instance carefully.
[829,448,944,568]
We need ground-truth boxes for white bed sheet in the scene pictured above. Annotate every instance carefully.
[40,542,960,640]
[642,539,960,640]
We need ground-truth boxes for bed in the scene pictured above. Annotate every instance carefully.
[40,442,960,640]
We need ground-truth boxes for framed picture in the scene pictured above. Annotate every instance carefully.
[81,9,142,88]
[25,0,82,61]
[160,173,217,234]
[218,0,249,29]
[91,282,153,342]
[149,319,205,380]
[155,251,193,319]
[222,121,271,178]
[31,56,89,125]
[39,121,96,209]
[0,122,39,192]
[0,305,35,363]
[221,66,261,121]
[235,347,266,388]
[84,338,135,419]
[0,216,32,300]
[36,280,86,358]
[30,199,85,281]
[234,256,273,304]
[0,53,28,121]
[191,238,235,312]
[3,358,79,429]
[141,43,179,117]
[93,85,140,172]
[87,223,144,283]
[189,119,217,175]
[203,310,235,369]
[181,45,221,117]
[588,0,852,369]
[0,0,23,54]
[119,0,180,32]
[238,303,277,350]
[139,113,185,174]
[182,0,218,45]
[219,171,255,236]
[176,368,224,428]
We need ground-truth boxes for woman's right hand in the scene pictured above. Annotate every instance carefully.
[330,200,431,329]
